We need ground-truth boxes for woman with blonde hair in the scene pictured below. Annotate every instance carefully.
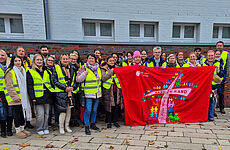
[27,54,54,135]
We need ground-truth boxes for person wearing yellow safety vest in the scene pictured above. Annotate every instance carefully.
[122,51,133,67]
[0,49,13,138]
[45,56,59,126]
[161,54,180,68]
[216,41,230,114]
[94,49,104,65]
[52,54,77,135]
[76,53,113,135]
[141,50,149,64]
[130,51,143,66]
[177,52,186,67]
[69,53,81,127]
[202,50,224,121]
[27,54,53,135]
[185,48,206,66]
[5,56,31,139]
[183,52,201,67]
[144,46,165,67]
[100,56,123,129]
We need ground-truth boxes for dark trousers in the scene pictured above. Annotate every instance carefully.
[106,105,119,123]
[217,83,225,110]
[13,105,25,128]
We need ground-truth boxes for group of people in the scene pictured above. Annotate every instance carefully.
[0,41,228,138]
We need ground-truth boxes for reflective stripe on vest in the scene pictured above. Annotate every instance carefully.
[203,62,221,85]
[103,71,121,89]
[5,69,21,103]
[54,64,75,92]
[83,63,102,95]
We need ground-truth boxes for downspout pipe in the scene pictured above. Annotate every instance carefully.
[43,0,50,40]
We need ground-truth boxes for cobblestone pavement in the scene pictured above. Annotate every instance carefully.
[0,109,230,150]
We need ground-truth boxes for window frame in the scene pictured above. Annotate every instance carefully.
[212,24,230,42]
[172,23,197,42]
[82,19,114,41]
[129,21,157,42]
[0,15,24,37]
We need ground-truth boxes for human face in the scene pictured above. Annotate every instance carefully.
[73,51,79,59]
[154,49,161,59]
[141,51,147,60]
[87,55,95,65]
[0,51,6,64]
[177,52,183,60]
[127,53,133,62]
[216,43,224,50]
[194,50,201,57]
[46,57,54,66]
[134,56,141,64]
[112,54,118,63]
[14,57,22,67]
[207,52,215,63]
[215,51,221,59]
[161,53,166,60]
[17,48,25,58]
[107,57,115,66]
[94,50,101,58]
[168,56,176,64]
[70,55,77,64]
[190,54,197,64]
[40,47,49,56]
[35,55,43,68]
[61,55,69,66]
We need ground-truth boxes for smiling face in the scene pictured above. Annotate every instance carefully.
[35,55,43,68]
[134,56,141,64]
[141,51,147,60]
[154,49,161,59]
[17,47,25,58]
[177,52,183,60]
[94,50,101,58]
[61,55,69,66]
[216,42,224,50]
[40,47,49,56]
[87,55,96,65]
[189,53,197,64]
[168,56,176,64]
[127,53,133,62]
[70,55,77,64]
[46,56,54,66]
[107,57,115,66]
[14,57,22,67]
[112,54,118,63]
[207,52,215,63]
[215,51,221,59]
[0,51,6,64]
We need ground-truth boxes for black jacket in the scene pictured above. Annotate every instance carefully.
[52,63,77,113]
[27,67,52,105]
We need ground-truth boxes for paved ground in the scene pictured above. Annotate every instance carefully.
[0,109,230,150]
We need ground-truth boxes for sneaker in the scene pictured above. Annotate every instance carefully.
[107,123,112,128]
[113,122,120,128]
[16,131,27,139]
[22,130,31,137]
[85,126,91,135]
[44,130,49,135]
[37,131,44,135]
[90,123,99,130]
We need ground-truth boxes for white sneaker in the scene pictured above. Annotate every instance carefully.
[44,130,49,135]
[65,126,72,133]
[37,131,44,135]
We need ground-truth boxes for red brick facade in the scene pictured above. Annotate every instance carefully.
[1,41,230,107]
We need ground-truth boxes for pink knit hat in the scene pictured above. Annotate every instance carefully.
[133,51,141,58]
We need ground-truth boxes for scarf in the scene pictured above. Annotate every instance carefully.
[0,63,7,72]
[13,66,32,121]
[107,64,115,69]
[86,62,100,82]
[188,61,199,67]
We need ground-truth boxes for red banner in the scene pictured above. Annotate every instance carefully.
[114,65,215,126]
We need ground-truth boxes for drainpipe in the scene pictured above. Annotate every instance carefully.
[43,0,50,40]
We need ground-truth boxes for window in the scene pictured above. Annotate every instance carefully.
[172,23,198,42]
[129,22,157,42]
[82,19,114,41]
[0,15,24,38]
[213,24,230,41]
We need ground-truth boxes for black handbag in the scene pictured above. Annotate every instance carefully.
[77,80,86,107]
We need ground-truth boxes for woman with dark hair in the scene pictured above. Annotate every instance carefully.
[52,54,77,134]
[161,52,167,61]
[100,56,123,128]
[111,53,120,66]
[141,50,148,64]
[122,51,133,67]
[0,49,13,138]
[5,56,31,138]
[72,50,84,68]
[76,53,113,135]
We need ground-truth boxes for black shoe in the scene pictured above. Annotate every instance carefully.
[85,126,91,135]
[25,121,34,129]
[90,123,99,130]
[220,109,226,114]
[74,120,80,127]
[0,120,7,138]
[214,112,217,117]
[107,123,112,128]
[113,122,120,128]
[7,117,13,136]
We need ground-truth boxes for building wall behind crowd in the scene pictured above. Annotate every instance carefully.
[1,41,230,107]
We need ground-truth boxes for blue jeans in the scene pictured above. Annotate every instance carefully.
[0,102,13,120]
[84,98,100,126]
[209,99,215,119]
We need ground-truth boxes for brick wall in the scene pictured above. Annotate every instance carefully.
[1,41,230,107]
